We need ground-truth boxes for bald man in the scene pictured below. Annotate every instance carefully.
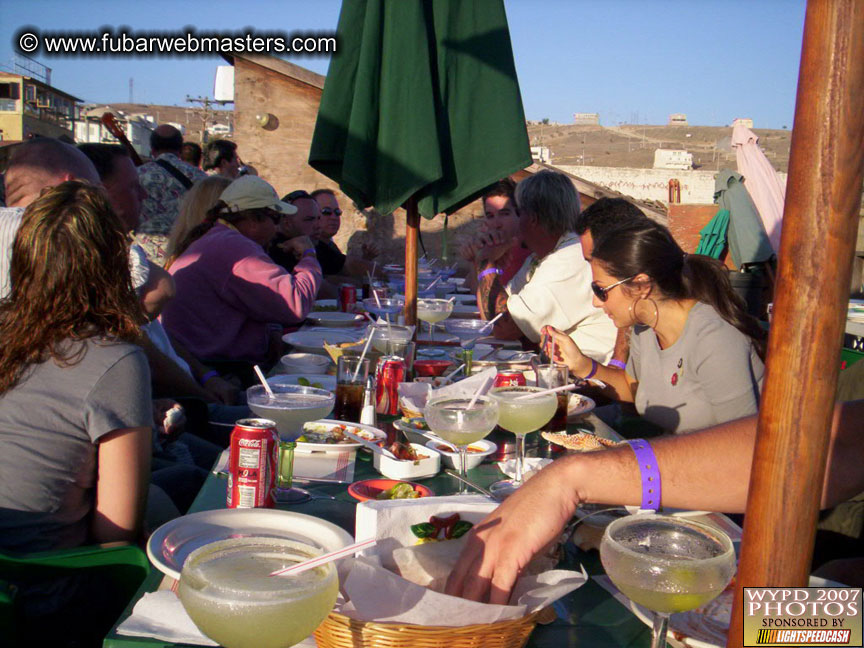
[0,138,100,297]
[135,124,206,265]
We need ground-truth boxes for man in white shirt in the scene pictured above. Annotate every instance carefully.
[476,170,617,364]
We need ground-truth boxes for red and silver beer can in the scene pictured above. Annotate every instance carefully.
[227,418,279,509]
[494,371,526,387]
[375,355,406,415]
[339,284,357,312]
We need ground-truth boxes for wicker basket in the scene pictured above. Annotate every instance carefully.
[313,609,545,648]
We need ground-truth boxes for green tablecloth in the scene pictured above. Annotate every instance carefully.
[104,414,650,647]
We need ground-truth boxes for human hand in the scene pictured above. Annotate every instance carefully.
[444,458,582,603]
[203,375,239,405]
[362,240,381,258]
[542,326,593,377]
[152,399,186,444]
[279,235,315,259]
[474,230,513,264]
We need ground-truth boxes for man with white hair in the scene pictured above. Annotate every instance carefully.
[477,170,617,364]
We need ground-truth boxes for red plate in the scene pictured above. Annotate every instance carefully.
[347,478,433,502]
[413,359,452,377]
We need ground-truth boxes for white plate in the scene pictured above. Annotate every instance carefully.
[567,394,596,419]
[297,419,387,452]
[450,294,477,304]
[146,508,353,580]
[315,299,338,308]
[282,330,361,353]
[307,311,364,327]
[269,373,338,392]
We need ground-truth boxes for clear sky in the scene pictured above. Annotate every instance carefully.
[0,0,806,129]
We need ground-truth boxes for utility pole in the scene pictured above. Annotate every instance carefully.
[186,95,230,144]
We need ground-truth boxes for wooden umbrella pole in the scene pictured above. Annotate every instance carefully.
[726,2,864,646]
[404,195,420,329]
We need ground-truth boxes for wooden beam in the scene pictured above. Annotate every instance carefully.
[404,196,420,328]
[727,1,864,646]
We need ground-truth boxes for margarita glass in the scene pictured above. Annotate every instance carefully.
[178,537,338,648]
[247,384,335,503]
[417,298,454,342]
[600,515,736,648]
[362,297,403,320]
[488,386,557,498]
[424,396,499,494]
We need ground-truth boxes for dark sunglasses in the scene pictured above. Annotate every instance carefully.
[263,209,283,224]
[320,207,342,216]
[591,275,636,302]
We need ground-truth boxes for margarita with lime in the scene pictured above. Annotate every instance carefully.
[417,298,454,341]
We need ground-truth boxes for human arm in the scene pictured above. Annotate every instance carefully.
[139,260,176,320]
[167,333,239,405]
[544,325,636,401]
[138,333,218,402]
[446,400,864,603]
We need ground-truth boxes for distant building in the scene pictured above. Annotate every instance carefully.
[668,113,688,126]
[573,112,600,125]
[207,123,231,137]
[74,105,154,157]
[732,117,754,129]
[653,149,693,170]
[530,146,551,163]
[0,72,80,141]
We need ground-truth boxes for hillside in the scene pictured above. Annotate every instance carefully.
[102,102,233,144]
[527,123,792,173]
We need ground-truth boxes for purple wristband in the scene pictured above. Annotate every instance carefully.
[608,359,627,371]
[582,358,598,380]
[302,248,317,258]
[199,369,220,386]
[627,439,661,511]
[477,267,501,281]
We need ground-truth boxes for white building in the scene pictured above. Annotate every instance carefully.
[653,149,693,170]
[668,113,688,126]
[530,146,551,163]
[74,105,154,157]
[572,112,600,125]
[732,117,754,129]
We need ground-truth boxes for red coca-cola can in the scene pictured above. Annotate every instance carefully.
[339,284,357,312]
[227,418,279,509]
[375,355,406,415]
[494,371,526,387]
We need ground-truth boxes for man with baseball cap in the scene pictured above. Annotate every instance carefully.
[161,175,322,383]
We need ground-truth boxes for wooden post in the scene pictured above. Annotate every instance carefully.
[726,2,864,646]
[404,196,420,328]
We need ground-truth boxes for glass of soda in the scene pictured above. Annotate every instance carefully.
[535,363,569,433]
[334,355,369,422]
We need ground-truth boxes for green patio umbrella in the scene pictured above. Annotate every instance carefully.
[695,208,730,258]
[309,0,532,323]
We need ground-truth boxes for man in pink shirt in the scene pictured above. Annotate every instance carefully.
[162,176,322,380]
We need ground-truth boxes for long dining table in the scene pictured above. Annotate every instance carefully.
[103,411,683,648]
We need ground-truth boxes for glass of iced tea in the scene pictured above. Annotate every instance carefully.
[333,355,369,422]
[535,363,569,433]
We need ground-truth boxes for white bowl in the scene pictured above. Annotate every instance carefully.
[424,438,497,470]
[373,442,440,480]
[280,352,331,375]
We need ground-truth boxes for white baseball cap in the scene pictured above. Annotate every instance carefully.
[219,175,297,215]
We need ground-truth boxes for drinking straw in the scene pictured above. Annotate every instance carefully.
[441,363,465,383]
[467,375,493,410]
[374,292,383,310]
[253,365,274,398]
[447,296,456,303]
[482,312,504,330]
[514,383,577,400]
[371,261,377,277]
[425,275,442,291]
[270,538,377,577]
[352,335,374,382]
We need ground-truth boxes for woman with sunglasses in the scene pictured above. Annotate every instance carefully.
[161,176,322,383]
[545,219,766,434]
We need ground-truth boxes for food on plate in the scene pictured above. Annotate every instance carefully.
[399,417,429,430]
[410,513,473,543]
[541,431,622,451]
[386,441,430,463]
[432,442,484,454]
[295,376,325,389]
[296,422,379,445]
[375,481,423,500]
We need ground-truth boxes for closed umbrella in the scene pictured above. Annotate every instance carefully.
[309,0,532,324]
[732,122,786,254]
[694,208,729,259]
[714,169,774,268]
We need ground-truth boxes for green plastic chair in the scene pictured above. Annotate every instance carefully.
[0,542,150,647]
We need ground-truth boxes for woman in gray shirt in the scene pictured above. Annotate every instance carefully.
[547,218,766,433]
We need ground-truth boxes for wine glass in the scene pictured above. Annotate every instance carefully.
[178,537,339,648]
[600,515,736,648]
[247,384,335,503]
[488,386,557,498]
[535,363,570,433]
[416,298,454,342]
[425,395,499,494]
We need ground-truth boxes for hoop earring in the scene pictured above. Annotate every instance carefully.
[629,297,660,328]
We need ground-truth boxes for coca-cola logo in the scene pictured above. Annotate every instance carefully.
[239,438,261,448]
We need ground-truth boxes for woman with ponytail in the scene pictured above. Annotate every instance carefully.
[546,218,766,434]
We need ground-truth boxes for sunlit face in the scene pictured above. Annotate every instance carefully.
[482,195,519,239]
[104,156,146,232]
[222,152,241,179]
[281,197,320,239]
[315,192,341,239]
[589,259,635,329]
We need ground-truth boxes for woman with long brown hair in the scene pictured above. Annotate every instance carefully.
[0,181,152,642]
[547,217,766,434]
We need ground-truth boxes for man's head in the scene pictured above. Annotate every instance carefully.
[514,170,580,252]
[216,176,297,248]
[180,141,202,168]
[312,189,341,239]
[4,138,100,208]
[149,125,184,157]
[78,143,146,233]
[203,140,240,179]
[481,178,519,240]
[280,190,321,240]
[574,197,650,261]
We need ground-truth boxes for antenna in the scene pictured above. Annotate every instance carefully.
[129,78,133,103]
